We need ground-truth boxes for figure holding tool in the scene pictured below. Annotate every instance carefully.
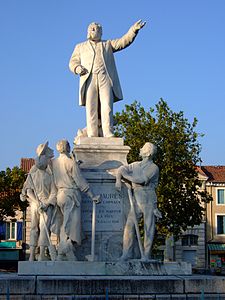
[116,142,162,261]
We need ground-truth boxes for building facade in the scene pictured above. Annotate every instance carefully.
[201,166,225,274]
[173,166,225,273]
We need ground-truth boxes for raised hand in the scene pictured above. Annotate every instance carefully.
[133,19,146,32]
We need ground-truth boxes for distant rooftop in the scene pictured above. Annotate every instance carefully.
[198,166,225,183]
[20,158,35,173]
[20,158,225,183]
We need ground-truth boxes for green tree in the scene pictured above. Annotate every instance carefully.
[0,167,27,220]
[114,99,212,239]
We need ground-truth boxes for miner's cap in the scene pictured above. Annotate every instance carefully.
[36,141,49,157]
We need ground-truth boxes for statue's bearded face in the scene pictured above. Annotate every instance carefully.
[87,23,102,41]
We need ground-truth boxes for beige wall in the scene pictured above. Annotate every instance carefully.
[206,184,225,243]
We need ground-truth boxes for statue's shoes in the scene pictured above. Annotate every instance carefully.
[118,254,130,262]
[104,132,114,138]
[56,254,66,261]
[38,255,51,262]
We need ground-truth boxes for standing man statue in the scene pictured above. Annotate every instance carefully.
[20,142,57,261]
[69,20,146,138]
[116,142,162,261]
[52,139,100,260]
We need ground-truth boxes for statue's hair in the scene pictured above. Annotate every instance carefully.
[87,22,102,39]
[56,139,70,154]
[143,142,157,158]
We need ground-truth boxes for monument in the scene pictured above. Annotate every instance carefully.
[69,19,146,137]
[18,19,191,276]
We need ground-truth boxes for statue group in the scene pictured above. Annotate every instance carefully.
[21,140,100,261]
[21,140,161,262]
[21,20,162,263]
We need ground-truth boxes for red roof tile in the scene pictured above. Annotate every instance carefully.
[20,158,35,173]
[196,166,208,178]
[200,166,225,183]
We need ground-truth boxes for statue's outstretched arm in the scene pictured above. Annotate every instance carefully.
[110,19,146,52]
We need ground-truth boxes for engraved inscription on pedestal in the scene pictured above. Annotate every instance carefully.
[82,189,125,232]
[73,138,130,262]
[76,177,129,262]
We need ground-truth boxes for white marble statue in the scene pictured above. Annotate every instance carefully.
[69,20,146,138]
[52,139,100,260]
[116,142,162,261]
[20,142,57,261]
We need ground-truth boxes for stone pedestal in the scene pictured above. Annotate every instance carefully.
[18,260,192,275]
[73,137,130,261]
[4,273,225,298]
[74,137,129,169]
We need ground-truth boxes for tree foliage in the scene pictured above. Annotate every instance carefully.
[114,99,212,238]
[0,167,27,221]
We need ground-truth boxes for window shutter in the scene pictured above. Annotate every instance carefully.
[17,222,23,240]
[0,222,6,240]
[223,216,225,235]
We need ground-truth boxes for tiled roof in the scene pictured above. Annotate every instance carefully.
[198,166,225,183]
[20,158,35,173]
[195,166,208,178]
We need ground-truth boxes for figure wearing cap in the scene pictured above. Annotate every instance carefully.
[21,142,58,261]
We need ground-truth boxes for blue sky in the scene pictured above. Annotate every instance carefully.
[0,0,225,170]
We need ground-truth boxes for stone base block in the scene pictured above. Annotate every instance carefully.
[0,275,36,294]
[18,260,191,276]
[2,274,225,298]
[164,261,192,275]
[75,137,124,146]
[73,136,130,169]
[72,137,131,262]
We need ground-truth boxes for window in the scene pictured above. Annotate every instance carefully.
[6,222,17,240]
[217,215,225,235]
[217,189,225,204]
[182,234,198,246]
[0,222,22,241]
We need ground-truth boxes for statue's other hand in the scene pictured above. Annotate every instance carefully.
[76,65,88,76]
[20,193,27,202]
[133,19,146,32]
[115,181,122,192]
[80,67,88,76]
[92,195,101,204]
[154,208,162,219]
[39,202,48,212]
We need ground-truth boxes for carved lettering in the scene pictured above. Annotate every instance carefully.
[81,190,124,232]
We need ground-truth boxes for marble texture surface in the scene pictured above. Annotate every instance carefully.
[73,137,130,261]
[74,137,130,170]
[18,260,191,275]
